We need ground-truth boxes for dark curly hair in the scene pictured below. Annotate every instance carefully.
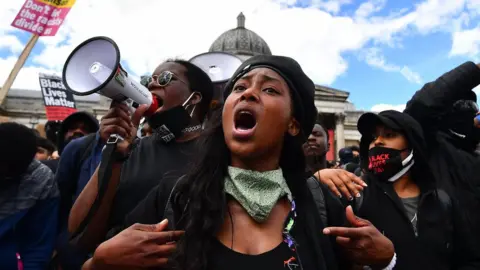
[171,103,307,270]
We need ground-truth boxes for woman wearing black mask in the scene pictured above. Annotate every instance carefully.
[351,110,479,269]
[69,59,214,253]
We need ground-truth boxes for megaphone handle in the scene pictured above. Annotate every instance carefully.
[106,99,136,145]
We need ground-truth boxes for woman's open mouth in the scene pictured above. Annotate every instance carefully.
[233,109,257,139]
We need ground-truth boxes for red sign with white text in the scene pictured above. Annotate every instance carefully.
[11,0,76,36]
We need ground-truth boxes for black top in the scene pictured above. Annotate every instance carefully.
[107,135,198,235]
[207,239,298,270]
[123,176,342,270]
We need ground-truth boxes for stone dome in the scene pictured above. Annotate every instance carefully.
[209,13,272,59]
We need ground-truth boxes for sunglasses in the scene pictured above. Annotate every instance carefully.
[140,71,188,88]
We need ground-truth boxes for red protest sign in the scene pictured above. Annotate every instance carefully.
[11,0,76,36]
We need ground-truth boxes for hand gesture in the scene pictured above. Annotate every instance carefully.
[90,219,184,269]
[314,169,367,200]
[323,206,394,268]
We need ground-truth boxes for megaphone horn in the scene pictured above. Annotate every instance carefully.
[189,52,243,107]
[189,52,243,84]
[62,36,159,141]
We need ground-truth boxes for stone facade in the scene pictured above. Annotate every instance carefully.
[0,89,109,126]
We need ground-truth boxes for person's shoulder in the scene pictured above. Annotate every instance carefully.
[24,160,59,199]
[29,159,54,180]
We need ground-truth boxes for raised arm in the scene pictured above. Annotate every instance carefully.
[404,62,480,135]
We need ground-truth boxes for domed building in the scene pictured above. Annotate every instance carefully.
[209,13,272,60]
[0,12,363,160]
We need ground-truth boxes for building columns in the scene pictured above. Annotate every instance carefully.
[335,113,345,155]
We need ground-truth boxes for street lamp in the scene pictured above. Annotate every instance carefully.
[29,114,39,129]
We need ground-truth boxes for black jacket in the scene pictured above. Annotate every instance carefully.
[404,62,480,260]
[356,110,479,270]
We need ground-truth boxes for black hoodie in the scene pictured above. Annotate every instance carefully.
[354,110,479,270]
[57,111,99,155]
[404,62,480,265]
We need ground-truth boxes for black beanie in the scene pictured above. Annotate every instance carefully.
[224,55,317,137]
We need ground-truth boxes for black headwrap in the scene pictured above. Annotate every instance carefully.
[223,55,317,137]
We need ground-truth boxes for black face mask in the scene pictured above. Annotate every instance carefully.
[352,155,360,164]
[147,105,193,143]
[368,146,414,182]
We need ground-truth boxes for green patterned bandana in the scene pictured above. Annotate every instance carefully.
[225,166,292,223]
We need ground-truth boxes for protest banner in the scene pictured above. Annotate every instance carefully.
[39,73,77,121]
[11,0,76,36]
[0,0,77,106]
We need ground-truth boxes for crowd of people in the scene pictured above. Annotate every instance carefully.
[1,54,480,270]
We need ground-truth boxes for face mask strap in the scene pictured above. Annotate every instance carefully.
[183,92,203,118]
[387,150,414,182]
[401,150,414,166]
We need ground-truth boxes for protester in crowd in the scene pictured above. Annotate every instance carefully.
[403,61,480,249]
[44,120,62,146]
[338,147,354,166]
[49,111,100,269]
[69,59,214,253]
[324,110,479,269]
[41,111,99,173]
[35,136,56,161]
[0,122,59,269]
[340,146,361,176]
[80,55,395,270]
[303,124,329,173]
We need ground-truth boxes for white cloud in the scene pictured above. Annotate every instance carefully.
[0,35,23,54]
[400,66,423,84]
[447,0,480,59]
[360,47,423,84]
[0,57,58,90]
[313,0,353,14]
[450,26,480,58]
[370,103,406,112]
[355,0,387,18]
[0,0,476,95]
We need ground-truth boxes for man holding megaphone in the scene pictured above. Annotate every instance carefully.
[67,51,214,268]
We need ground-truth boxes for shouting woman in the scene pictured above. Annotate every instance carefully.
[83,55,394,270]
[86,55,338,270]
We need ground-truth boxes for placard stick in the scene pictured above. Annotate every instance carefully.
[0,34,40,106]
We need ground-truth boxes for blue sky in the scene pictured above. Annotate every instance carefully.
[327,0,475,110]
[1,0,479,112]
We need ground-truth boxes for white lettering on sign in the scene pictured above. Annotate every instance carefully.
[39,76,76,109]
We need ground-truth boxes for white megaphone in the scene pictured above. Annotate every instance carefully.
[62,36,159,142]
[189,52,243,105]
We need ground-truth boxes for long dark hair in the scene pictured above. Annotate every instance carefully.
[172,106,308,270]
